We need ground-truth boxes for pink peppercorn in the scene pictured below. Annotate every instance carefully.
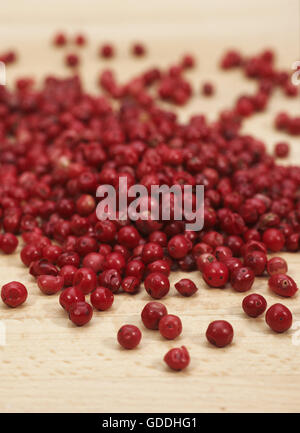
[0,233,18,254]
[141,301,168,330]
[175,279,198,297]
[268,274,298,297]
[230,267,255,292]
[267,257,288,276]
[59,286,85,311]
[1,281,28,308]
[100,44,115,58]
[159,314,182,340]
[274,142,290,158]
[266,303,292,333]
[37,275,64,295]
[73,267,97,294]
[144,272,170,299]
[202,82,214,96]
[202,261,229,288]
[164,346,190,371]
[69,301,93,326]
[117,324,142,349]
[206,320,234,347]
[90,287,114,311]
[132,43,146,57]
[65,53,79,67]
[242,293,267,317]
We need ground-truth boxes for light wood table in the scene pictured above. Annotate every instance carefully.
[0,0,299,413]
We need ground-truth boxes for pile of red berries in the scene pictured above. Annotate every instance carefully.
[0,37,299,371]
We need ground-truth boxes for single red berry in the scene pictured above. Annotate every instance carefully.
[164,346,190,371]
[0,233,18,254]
[141,242,164,264]
[65,53,79,67]
[144,272,170,299]
[82,252,105,273]
[159,314,182,340]
[117,225,140,249]
[104,252,126,272]
[196,253,217,272]
[222,257,243,276]
[175,279,198,297]
[29,259,58,277]
[121,276,140,294]
[202,82,214,96]
[214,246,232,261]
[268,274,298,297]
[202,261,229,288]
[262,228,285,252]
[141,301,168,330]
[20,243,42,267]
[267,257,288,276]
[244,251,267,276]
[95,220,117,243]
[230,267,255,292]
[132,43,146,57]
[148,231,167,247]
[1,281,27,307]
[53,32,67,46]
[168,235,189,259]
[98,269,122,293]
[59,265,78,287]
[242,293,267,317]
[265,303,292,333]
[37,275,64,295]
[73,268,97,294]
[206,320,234,347]
[74,33,86,46]
[69,301,93,326]
[274,142,289,158]
[57,251,80,268]
[59,286,85,311]
[117,324,142,349]
[125,259,145,280]
[100,44,115,58]
[90,287,114,311]
[147,259,170,276]
[42,244,63,264]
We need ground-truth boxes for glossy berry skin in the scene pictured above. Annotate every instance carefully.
[117,226,140,249]
[104,252,126,272]
[125,260,145,280]
[230,267,255,292]
[82,252,105,273]
[141,242,164,264]
[121,276,140,294]
[167,235,189,259]
[175,279,198,297]
[202,261,229,288]
[262,228,285,252]
[69,301,93,326]
[222,257,243,276]
[268,274,298,297]
[147,259,170,277]
[159,314,182,340]
[144,272,170,299]
[214,246,232,261]
[98,269,122,293]
[20,243,42,267]
[265,303,293,333]
[141,301,168,330]
[73,268,97,295]
[37,275,64,295]
[90,287,114,311]
[244,251,267,276]
[274,142,289,158]
[196,253,217,272]
[65,53,79,67]
[267,257,288,276]
[117,325,142,349]
[164,346,190,371]
[59,265,78,287]
[206,320,234,348]
[0,233,18,254]
[42,245,63,264]
[1,281,28,308]
[59,286,85,311]
[242,293,267,317]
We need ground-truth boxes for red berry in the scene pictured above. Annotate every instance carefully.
[69,301,93,326]
[147,259,170,276]
[244,251,267,276]
[125,260,145,280]
[144,272,170,299]
[141,301,168,330]
[90,287,114,311]
[20,243,42,267]
[230,267,255,292]
[222,257,243,276]
[98,269,122,293]
[73,268,97,294]
[196,253,217,272]
[132,43,146,57]
[53,32,67,46]
[82,252,105,273]
[117,226,140,249]
[141,242,164,264]
[104,252,126,272]
[164,346,190,371]
[159,314,182,340]
[268,274,298,297]
[121,276,140,294]
[214,246,232,261]
[0,233,18,254]
[202,82,214,96]
[265,303,292,333]
[274,142,289,158]
[59,286,85,311]
[206,320,234,347]
[117,324,142,349]
[42,244,63,263]
[167,235,189,259]
[100,44,115,58]
[242,293,267,317]
[262,228,285,252]
[1,281,28,308]
[59,265,78,287]
[74,33,86,46]
[267,257,288,276]
[202,261,229,288]
[65,53,79,67]
[37,275,64,295]
[175,278,198,297]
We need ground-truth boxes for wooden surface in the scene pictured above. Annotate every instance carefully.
[0,0,300,413]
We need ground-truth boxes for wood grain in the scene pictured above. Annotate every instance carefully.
[0,0,299,413]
